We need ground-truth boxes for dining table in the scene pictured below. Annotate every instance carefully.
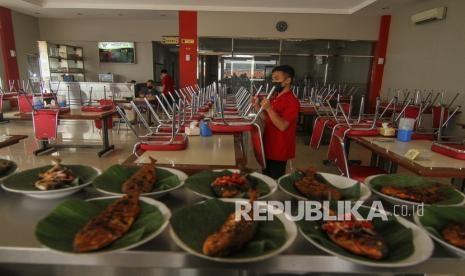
[0,134,28,149]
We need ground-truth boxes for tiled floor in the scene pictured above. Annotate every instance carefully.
[1,117,372,175]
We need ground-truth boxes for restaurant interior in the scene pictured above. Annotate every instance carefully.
[1,0,465,275]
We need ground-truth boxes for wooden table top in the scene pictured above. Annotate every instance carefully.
[18,109,116,120]
[122,134,246,175]
[0,135,28,149]
[351,136,465,178]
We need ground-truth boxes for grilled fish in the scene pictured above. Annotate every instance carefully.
[73,192,141,252]
[122,157,157,194]
[34,159,77,190]
[211,173,250,198]
[380,184,447,204]
[322,219,388,260]
[442,222,465,249]
[202,188,259,257]
[294,168,342,200]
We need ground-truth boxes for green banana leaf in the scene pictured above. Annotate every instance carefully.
[170,199,286,258]
[93,165,181,194]
[35,197,165,253]
[2,165,99,191]
[299,206,414,262]
[418,205,465,239]
[370,174,464,205]
[184,170,270,198]
[279,171,361,200]
[0,159,17,178]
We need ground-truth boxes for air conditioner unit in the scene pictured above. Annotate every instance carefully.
[411,7,447,24]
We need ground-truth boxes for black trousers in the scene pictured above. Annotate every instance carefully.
[263,159,287,179]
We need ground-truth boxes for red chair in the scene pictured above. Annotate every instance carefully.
[328,131,385,182]
[93,99,115,130]
[210,122,254,134]
[18,94,33,113]
[32,109,59,141]
[310,117,330,149]
[251,123,266,169]
[136,135,189,153]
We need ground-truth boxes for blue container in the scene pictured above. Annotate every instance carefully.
[200,121,212,137]
[397,129,413,142]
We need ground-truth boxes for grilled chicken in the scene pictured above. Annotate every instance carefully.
[294,168,342,200]
[202,188,259,257]
[211,173,250,198]
[122,157,157,194]
[34,159,77,190]
[442,222,465,249]
[380,184,447,204]
[322,219,388,260]
[73,192,141,252]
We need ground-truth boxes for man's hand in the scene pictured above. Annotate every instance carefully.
[261,98,271,111]
[252,96,260,111]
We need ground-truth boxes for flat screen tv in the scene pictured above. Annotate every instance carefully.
[98,42,135,63]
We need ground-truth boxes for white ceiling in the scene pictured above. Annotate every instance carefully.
[0,0,384,18]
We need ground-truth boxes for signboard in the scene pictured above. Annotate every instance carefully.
[181,38,195,44]
[162,36,179,45]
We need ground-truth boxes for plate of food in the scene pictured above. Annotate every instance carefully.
[414,205,465,257]
[278,168,371,202]
[170,198,297,263]
[365,174,465,207]
[35,195,170,254]
[298,206,434,267]
[93,158,187,197]
[184,169,277,201]
[1,159,100,199]
[0,158,17,180]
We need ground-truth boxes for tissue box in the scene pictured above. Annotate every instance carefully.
[378,127,396,137]
[185,126,200,136]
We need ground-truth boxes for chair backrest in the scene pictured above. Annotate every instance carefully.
[432,105,449,129]
[98,99,115,107]
[18,94,33,113]
[327,129,350,177]
[250,123,266,169]
[33,110,59,141]
[403,105,421,119]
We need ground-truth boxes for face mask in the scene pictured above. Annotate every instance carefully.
[147,85,153,89]
[272,81,285,93]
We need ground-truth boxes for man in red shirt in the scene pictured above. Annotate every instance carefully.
[161,69,175,99]
[253,65,300,179]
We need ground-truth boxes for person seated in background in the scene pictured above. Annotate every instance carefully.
[139,80,159,98]
[161,69,175,104]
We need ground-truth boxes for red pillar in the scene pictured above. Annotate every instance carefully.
[368,15,391,112]
[0,7,20,83]
[178,11,197,88]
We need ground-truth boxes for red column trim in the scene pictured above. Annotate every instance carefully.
[178,11,198,88]
[368,15,391,112]
[0,7,20,83]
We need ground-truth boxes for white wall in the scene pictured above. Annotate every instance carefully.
[10,11,40,81]
[382,0,465,132]
[38,17,178,82]
[198,11,380,40]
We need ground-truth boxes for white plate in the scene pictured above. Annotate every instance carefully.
[278,172,372,202]
[413,209,465,258]
[365,175,465,208]
[1,166,101,199]
[299,208,434,267]
[40,196,171,255]
[94,167,187,198]
[170,201,297,263]
[187,169,278,201]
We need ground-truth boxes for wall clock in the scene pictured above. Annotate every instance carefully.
[276,21,288,32]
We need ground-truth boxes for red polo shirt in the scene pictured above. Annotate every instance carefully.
[263,90,300,161]
[162,75,174,95]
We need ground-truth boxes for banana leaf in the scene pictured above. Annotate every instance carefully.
[170,199,286,258]
[93,165,181,194]
[418,205,465,239]
[299,206,414,262]
[184,170,270,198]
[2,165,98,191]
[280,171,361,200]
[370,174,464,205]
[35,198,165,253]
[0,159,17,178]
